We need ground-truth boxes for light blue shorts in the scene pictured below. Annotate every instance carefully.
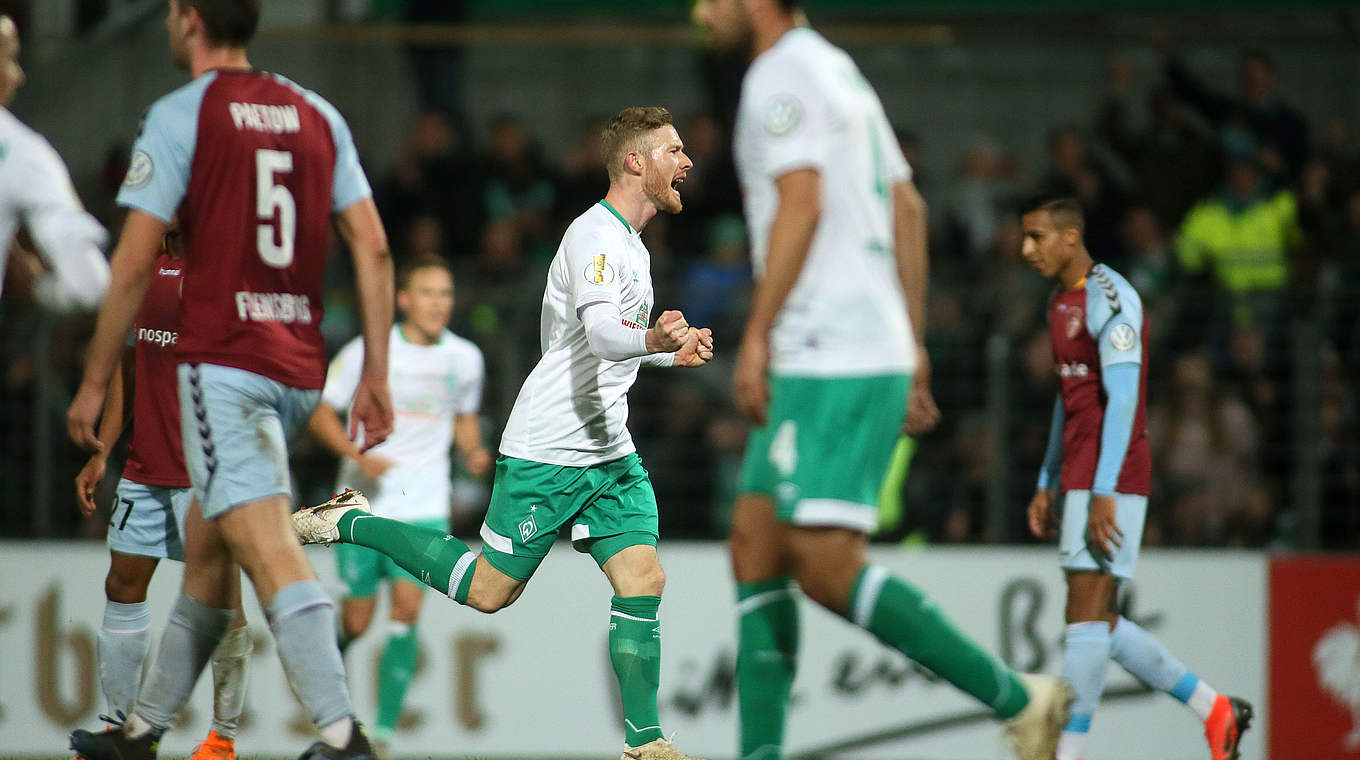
[105,478,192,561]
[177,363,320,520]
[1058,489,1148,579]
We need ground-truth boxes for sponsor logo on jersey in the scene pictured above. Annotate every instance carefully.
[585,254,616,285]
[136,327,177,348]
[621,303,651,331]
[228,102,301,134]
[234,291,312,324]
[764,94,803,136]
[518,514,538,542]
[1108,323,1137,352]
[123,150,153,189]
[1058,361,1090,379]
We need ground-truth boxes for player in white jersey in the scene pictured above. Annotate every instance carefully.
[291,106,714,760]
[692,2,1071,760]
[0,15,109,312]
[308,255,489,752]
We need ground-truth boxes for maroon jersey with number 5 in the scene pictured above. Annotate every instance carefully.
[116,69,372,389]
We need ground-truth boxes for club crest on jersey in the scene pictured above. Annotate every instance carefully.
[1065,306,1084,339]
[124,150,153,189]
[585,254,615,285]
[1108,323,1137,352]
[518,514,538,542]
[764,94,803,136]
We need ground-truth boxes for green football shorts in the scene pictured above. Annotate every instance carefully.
[479,453,659,582]
[739,373,910,532]
[336,518,447,598]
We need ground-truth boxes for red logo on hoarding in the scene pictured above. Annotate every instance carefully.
[1271,556,1360,759]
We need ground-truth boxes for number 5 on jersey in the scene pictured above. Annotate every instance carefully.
[255,148,295,267]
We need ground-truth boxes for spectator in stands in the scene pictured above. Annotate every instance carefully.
[555,116,609,231]
[947,137,1014,264]
[1148,352,1267,545]
[375,109,482,258]
[1097,58,1217,230]
[1159,41,1310,182]
[678,214,749,342]
[1176,152,1302,358]
[1036,126,1129,265]
[481,115,557,262]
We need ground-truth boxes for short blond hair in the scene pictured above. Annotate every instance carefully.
[600,106,673,180]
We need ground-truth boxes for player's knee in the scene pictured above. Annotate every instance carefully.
[104,570,150,605]
[638,563,666,596]
[464,585,510,614]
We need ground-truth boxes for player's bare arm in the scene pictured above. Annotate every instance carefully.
[307,402,393,481]
[67,209,166,451]
[892,179,940,436]
[453,414,492,477]
[1027,489,1059,539]
[335,196,395,451]
[74,347,134,516]
[734,167,820,425]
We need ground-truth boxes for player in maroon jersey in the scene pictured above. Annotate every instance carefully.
[74,226,250,760]
[65,2,393,759]
[1021,197,1252,760]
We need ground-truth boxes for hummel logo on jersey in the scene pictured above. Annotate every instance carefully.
[1092,266,1123,314]
[519,515,538,542]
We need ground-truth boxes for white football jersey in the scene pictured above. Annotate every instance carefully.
[500,201,656,466]
[0,108,109,310]
[734,27,917,377]
[322,325,484,521]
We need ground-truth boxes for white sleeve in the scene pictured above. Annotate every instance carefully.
[579,301,649,361]
[320,338,365,412]
[751,65,830,178]
[21,139,110,311]
[641,351,675,368]
[871,99,911,185]
[454,345,484,415]
[566,228,627,311]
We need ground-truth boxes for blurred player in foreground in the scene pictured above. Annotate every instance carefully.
[1020,196,1252,760]
[75,226,251,760]
[65,1,395,758]
[0,14,109,312]
[691,1,1072,759]
[291,106,714,760]
[308,255,490,756]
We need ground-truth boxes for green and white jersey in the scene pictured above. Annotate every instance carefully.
[500,201,655,466]
[322,325,484,521]
[734,27,917,377]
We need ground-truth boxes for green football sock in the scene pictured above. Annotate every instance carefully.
[337,512,477,603]
[375,621,418,739]
[609,595,664,748]
[736,578,799,760]
[848,564,1030,718]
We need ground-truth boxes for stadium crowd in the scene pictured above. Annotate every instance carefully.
[2,37,1356,550]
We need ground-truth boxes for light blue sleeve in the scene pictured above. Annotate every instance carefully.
[116,77,212,223]
[1092,362,1140,495]
[299,88,371,211]
[1085,265,1144,369]
[1036,395,1064,491]
[1085,266,1144,495]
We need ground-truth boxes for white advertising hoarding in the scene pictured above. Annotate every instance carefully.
[0,542,1265,759]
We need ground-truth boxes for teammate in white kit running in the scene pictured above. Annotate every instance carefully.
[309,255,490,752]
[0,15,109,312]
[291,106,714,760]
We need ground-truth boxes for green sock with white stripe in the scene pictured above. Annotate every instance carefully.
[336,512,477,603]
[736,578,799,760]
[847,564,1030,718]
[610,595,664,748]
